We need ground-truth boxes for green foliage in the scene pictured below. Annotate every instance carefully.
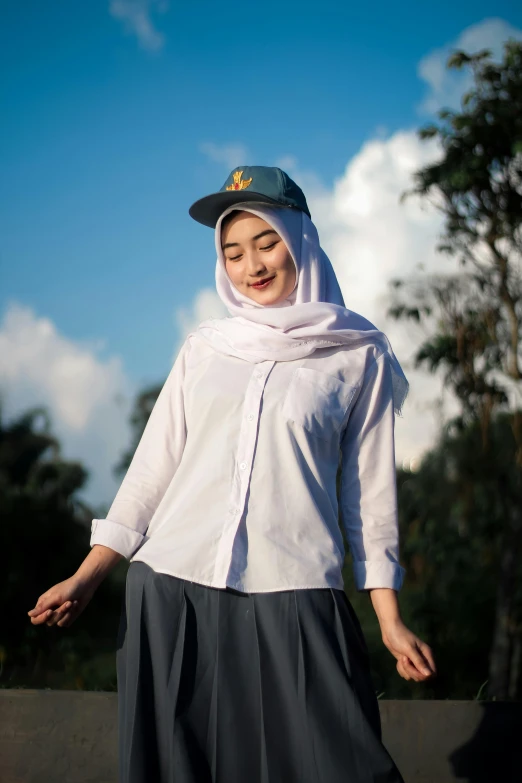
[405,41,522,244]
[397,411,521,699]
[388,38,522,700]
[0,404,126,690]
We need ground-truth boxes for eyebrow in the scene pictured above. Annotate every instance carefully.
[222,229,278,250]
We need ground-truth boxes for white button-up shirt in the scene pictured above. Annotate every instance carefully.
[90,331,406,593]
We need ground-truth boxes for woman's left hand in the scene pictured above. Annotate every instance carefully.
[381,619,436,682]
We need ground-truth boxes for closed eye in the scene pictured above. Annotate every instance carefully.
[260,242,277,251]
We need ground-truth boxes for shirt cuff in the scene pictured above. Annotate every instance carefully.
[90,518,146,560]
[352,560,406,591]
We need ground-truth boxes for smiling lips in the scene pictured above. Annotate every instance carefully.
[251,275,276,289]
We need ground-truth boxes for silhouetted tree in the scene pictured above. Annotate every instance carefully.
[388,39,522,699]
[1,404,123,689]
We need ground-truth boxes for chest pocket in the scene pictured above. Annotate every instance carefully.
[282,367,357,442]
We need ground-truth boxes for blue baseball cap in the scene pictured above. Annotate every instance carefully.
[189,165,311,228]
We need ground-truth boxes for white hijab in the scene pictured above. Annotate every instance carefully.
[191,202,409,416]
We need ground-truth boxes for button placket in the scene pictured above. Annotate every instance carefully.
[212,361,275,585]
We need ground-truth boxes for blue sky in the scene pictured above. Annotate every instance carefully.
[1,1,521,507]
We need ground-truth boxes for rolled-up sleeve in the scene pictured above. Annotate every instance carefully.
[90,337,191,559]
[339,348,406,591]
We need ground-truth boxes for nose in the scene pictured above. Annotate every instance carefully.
[245,249,267,276]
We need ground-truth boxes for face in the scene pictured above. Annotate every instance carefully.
[221,212,296,305]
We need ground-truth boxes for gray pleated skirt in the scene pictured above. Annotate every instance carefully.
[116,561,404,783]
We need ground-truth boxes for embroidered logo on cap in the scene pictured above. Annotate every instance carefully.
[226,170,253,191]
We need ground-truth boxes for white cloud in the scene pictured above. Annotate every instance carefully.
[0,303,134,511]
[173,288,228,361]
[199,142,251,170]
[281,132,461,468]
[109,0,168,52]
[418,17,522,114]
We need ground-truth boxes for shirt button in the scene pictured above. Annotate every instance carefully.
[247,413,254,421]
[239,461,247,470]
[255,371,262,379]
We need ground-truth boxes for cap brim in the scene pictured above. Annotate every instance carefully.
[188,190,282,228]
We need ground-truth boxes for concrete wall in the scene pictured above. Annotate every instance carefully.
[0,690,520,782]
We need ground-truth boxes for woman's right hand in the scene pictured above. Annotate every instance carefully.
[27,545,123,629]
[27,574,98,628]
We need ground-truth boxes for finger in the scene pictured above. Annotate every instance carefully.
[419,642,437,674]
[28,596,61,617]
[396,659,411,681]
[57,610,74,628]
[30,609,55,626]
[58,601,81,626]
[396,654,420,681]
[407,643,433,676]
[405,654,434,682]
[58,600,82,626]
[28,596,52,616]
[45,602,73,627]
[403,658,425,682]
[399,655,415,675]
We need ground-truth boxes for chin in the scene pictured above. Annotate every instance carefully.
[249,291,282,304]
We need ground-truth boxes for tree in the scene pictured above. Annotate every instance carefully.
[388,39,522,699]
[0,404,124,689]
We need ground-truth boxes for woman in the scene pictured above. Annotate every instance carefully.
[28,166,436,783]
